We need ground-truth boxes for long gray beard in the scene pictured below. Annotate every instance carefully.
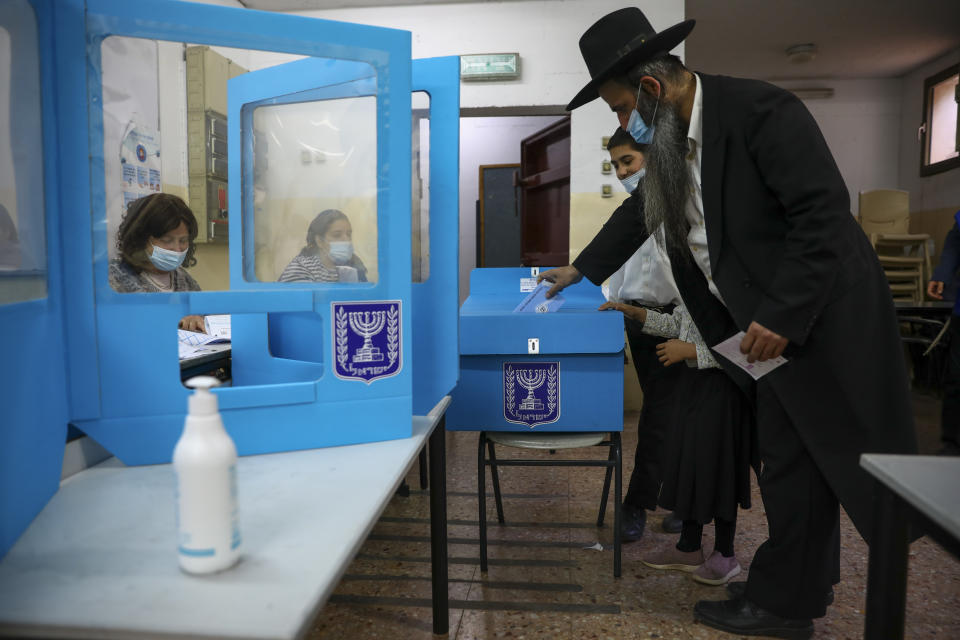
[640,99,691,258]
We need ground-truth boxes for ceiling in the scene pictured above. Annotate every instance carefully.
[238,0,960,80]
[684,0,960,80]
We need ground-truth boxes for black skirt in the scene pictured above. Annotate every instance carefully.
[657,366,758,524]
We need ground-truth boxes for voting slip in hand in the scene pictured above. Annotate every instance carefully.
[514,282,566,313]
[712,331,787,380]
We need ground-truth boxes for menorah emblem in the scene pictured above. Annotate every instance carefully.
[348,310,386,363]
[516,368,546,411]
[503,361,560,428]
[333,300,402,384]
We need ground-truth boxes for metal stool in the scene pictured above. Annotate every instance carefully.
[477,430,622,577]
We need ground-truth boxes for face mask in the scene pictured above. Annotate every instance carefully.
[626,84,659,145]
[328,241,354,265]
[620,168,645,194]
[148,243,187,271]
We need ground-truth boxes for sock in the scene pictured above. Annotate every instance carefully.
[714,516,736,557]
[676,520,703,552]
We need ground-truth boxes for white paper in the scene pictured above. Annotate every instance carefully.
[203,314,232,340]
[520,277,538,292]
[712,331,788,380]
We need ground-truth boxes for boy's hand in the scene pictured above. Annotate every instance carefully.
[656,339,696,366]
[598,301,646,323]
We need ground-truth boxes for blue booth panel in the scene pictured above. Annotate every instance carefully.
[0,0,71,558]
[411,57,460,415]
[57,0,414,465]
[448,268,624,432]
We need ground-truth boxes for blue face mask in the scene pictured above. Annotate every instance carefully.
[148,243,187,271]
[625,85,659,145]
[619,168,645,194]
[328,241,354,265]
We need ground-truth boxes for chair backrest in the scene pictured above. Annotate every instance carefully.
[859,189,910,235]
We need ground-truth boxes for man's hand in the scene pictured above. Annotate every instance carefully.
[179,314,206,333]
[598,301,647,323]
[928,281,945,300]
[537,265,583,298]
[740,321,788,363]
[656,339,696,366]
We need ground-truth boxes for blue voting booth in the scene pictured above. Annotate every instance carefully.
[0,0,459,558]
[448,268,624,432]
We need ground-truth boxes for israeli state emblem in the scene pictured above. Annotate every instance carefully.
[503,361,560,428]
[332,300,402,383]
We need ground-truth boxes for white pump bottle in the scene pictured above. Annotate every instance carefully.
[173,376,241,574]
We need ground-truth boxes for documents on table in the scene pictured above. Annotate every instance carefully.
[178,328,230,360]
[712,331,787,380]
[514,282,565,313]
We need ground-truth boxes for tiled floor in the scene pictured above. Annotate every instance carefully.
[309,389,960,639]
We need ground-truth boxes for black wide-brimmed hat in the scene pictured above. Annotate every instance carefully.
[566,8,695,111]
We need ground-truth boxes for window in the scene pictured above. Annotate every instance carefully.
[920,64,959,176]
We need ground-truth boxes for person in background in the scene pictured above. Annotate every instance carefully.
[278,208,368,283]
[109,193,204,332]
[926,211,960,456]
[599,297,756,586]
[604,127,683,539]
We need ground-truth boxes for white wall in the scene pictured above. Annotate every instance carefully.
[773,78,902,217]
[284,0,685,294]
[458,115,563,300]
[898,48,960,213]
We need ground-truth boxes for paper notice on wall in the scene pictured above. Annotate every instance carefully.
[119,121,161,212]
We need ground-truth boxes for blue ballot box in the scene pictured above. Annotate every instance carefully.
[448,268,624,432]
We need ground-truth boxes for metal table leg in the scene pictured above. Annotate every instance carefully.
[429,416,449,635]
[864,483,909,640]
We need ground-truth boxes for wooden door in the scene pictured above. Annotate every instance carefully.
[518,117,570,266]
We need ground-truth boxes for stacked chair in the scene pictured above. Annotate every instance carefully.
[858,189,932,303]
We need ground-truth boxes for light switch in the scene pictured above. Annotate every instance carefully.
[601,160,612,174]
[601,184,613,198]
[527,338,540,354]
[601,135,610,148]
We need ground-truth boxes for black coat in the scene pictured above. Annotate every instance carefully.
[573,73,917,543]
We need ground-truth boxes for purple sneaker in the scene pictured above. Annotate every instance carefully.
[693,550,742,585]
[641,545,704,572]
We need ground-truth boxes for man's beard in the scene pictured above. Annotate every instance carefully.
[637,93,690,257]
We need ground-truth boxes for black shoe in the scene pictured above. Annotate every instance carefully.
[725,581,835,607]
[620,504,647,542]
[661,511,683,534]
[694,597,813,640]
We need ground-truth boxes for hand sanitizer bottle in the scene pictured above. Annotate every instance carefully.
[174,376,241,574]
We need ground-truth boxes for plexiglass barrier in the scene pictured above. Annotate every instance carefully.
[412,90,430,283]
[0,3,47,304]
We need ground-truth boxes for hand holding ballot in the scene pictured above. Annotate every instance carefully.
[537,265,583,299]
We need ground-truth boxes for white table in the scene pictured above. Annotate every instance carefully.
[860,453,960,640]
[0,397,451,639]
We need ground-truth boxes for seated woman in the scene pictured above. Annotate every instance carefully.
[278,209,368,283]
[109,193,204,332]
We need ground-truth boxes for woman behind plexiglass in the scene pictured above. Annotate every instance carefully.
[108,193,205,331]
[278,209,368,283]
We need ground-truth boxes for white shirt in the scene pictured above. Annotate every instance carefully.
[606,227,680,306]
[685,73,725,305]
